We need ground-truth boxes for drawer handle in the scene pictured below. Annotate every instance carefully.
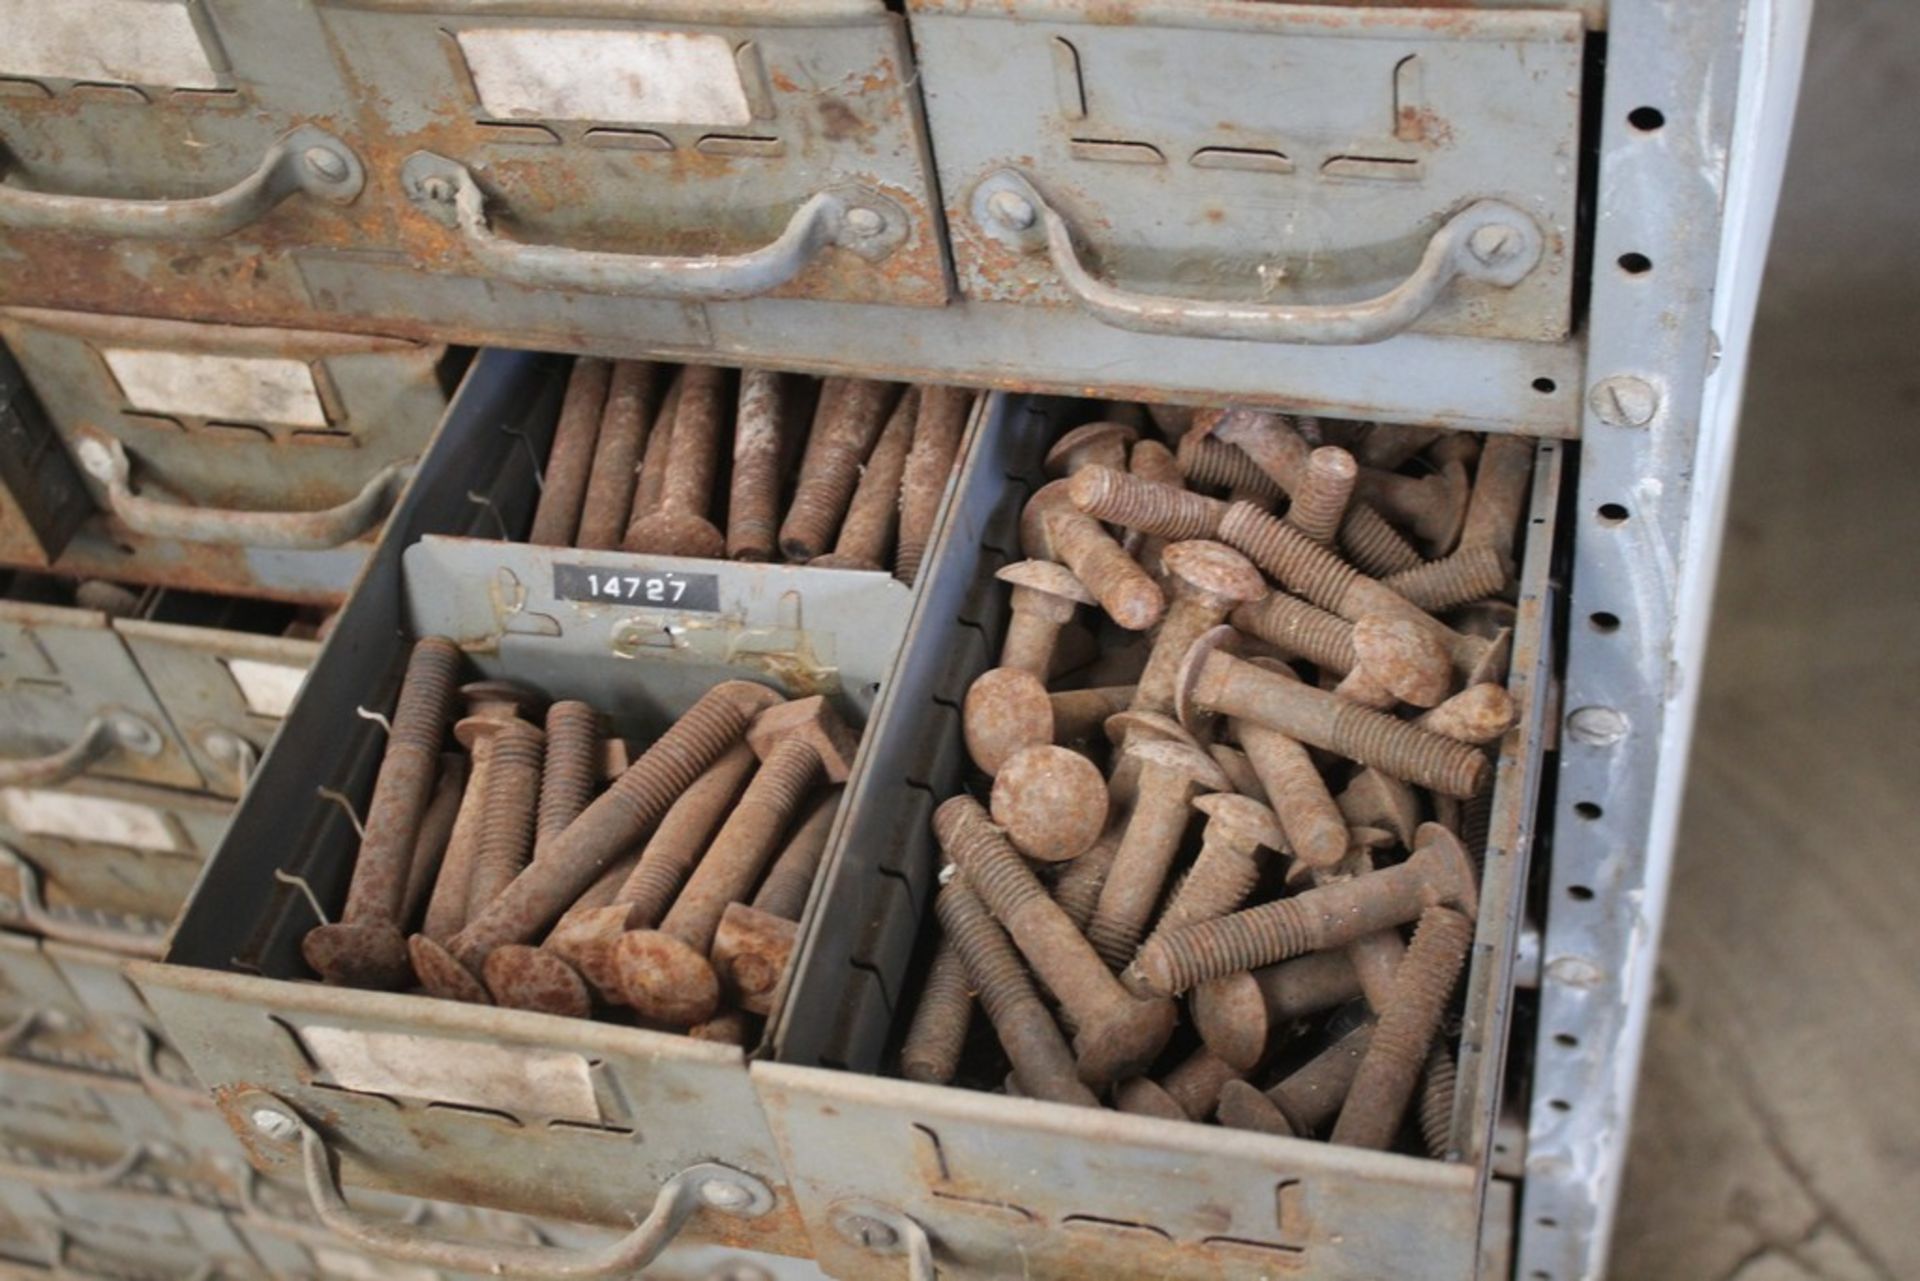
[402,151,910,300]
[971,170,1544,346]
[74,432,414,551]
[120,1019,210,1110]
[0,846,171,958]
[0,127,365,239]
[0,711,162,786]
[831,1200,938,1279]
[270,1096,776,1277]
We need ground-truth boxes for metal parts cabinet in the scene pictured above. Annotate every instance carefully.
[0,2,1811,1279]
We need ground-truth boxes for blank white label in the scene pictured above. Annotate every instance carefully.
[224,658,308,719]
[457,28,752,126]
[299,1026,602,1123]
[101,348,330,429]
[1,789,179,853]
[0,0,222,89]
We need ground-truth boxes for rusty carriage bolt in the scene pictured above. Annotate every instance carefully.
[398,753,468,931]
[1355,423,1445,471]
[936,874,1098,1108]
[1286,446,1359,547]
[418,717,545,1003]
[417,681,543,943]
[1124,436,1184,576]
[1192,949,1365,1072]
[534,701,601,856]
[988,744,1110,864]
[1415,682,1518,745]
[1134,794,1283,966]
[577,361,659,551]
[814,388,919,571]
[528,357,610,548]
[935,796,1176,1085]
[1236,691,1378,872]
[1458,432,1536,583]
[896,386,973,584]
[711,787,843,1014]
[1203,412,1424,576]
[498,743,759,1015]
[962,667,1054,777]
[630,368,683,519]
[613,696,858,1026]
[1352,459,1472,554]
[1216,1020,1376,1137]
[625,363,729,558]
[1115,1047,1245,1122]
[1419,1040,1459,1158]
[409,681,780,999]
[780,377,900,562]
[1379,544,1509,614]
[1175,627,1490,797]
[1048,829,1119,932]
[1045,421,1137,479]
[1022,481,1164,632]
[1131,540,1266,717]
[727,368,789,563]
[1049,685,1136,750]
[1085,735,1229,972]
[1131,823,1477,997]
[900,938,974,1086]
[1232,594,1453,711]
[302,635,463,989]
[1065,467,1490,681]
[1331,904,1474,1150]
[1176,431,1282,505]
[993,560,1097,679]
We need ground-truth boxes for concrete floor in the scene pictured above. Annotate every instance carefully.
[1608,2,1920,1278]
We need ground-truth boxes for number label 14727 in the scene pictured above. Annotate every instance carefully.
[551,564,722,612]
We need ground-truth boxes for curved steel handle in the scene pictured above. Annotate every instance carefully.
[0,711,161,786]
[44,1228,217,1281]
[402,151,909,299]
[119,1019,210,1110]
[971,170,1544,346]
[264,1096,774,1278]
[0,127,364,238]
[0,1139,169,1192]
[75,432,413,550]
[0,846,171,957]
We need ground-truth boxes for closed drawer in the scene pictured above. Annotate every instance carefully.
[908,1,1582,347]
[757,393,1559,1280]
[0,309,457,603]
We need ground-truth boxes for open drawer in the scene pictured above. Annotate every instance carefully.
[756,392,1561,1279]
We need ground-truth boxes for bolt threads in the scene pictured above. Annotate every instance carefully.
[900,941,973,1085]
[1331,905,1473,1149]
[466,724,544,916]
[1178,436,1283,503]
[1219,502,1360,616]
[936,880,1095,1107]
[1050,838,1117,931]
[1134,897,1320,996]
[529,358,611,547]
[1140,840,1262,959]
[746,739,824,824]
[662,364,724,517]
[602,689,756,834]
[536,702,599,856]
[752,794,837,920]
[934,798,1046,921]
[1419,1040,1458,1158]
[342,636,461,926]
[1068,467,1224,541]
[780,378,897,561]
[1383,545,1508,613]
[1337,504,1425,577]
[896,387,973,585]
[577,360,655,551]
[1047,511,1164,631]
[826,387,918,565]
[388,638,462,757]
[1231,594,1358,674]
[617,744,756,928]
[1289,447,1357,546]
[727,368,786,562]
[1327,701,1490,798]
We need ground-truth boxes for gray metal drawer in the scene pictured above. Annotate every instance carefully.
[756,392,1560,1280]
[0,309,454,603]
[908,1,1584,349]
[0,777,231,958]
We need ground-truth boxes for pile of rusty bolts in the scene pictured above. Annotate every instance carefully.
[301,644,856,1044]
[902,410,1534,1156]
[528,356,974,582]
